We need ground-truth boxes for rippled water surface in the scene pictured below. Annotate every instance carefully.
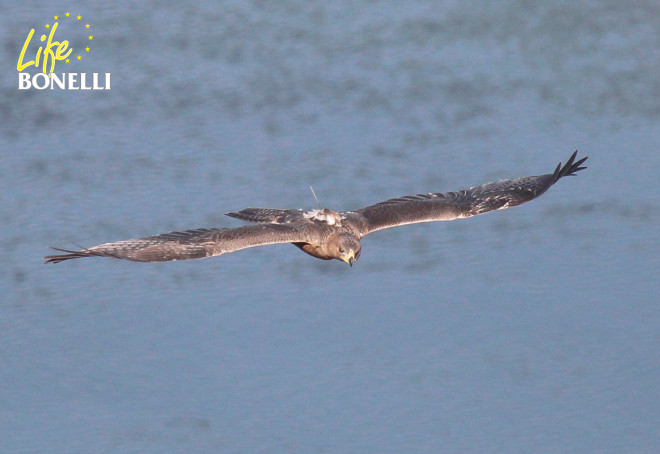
[2,1,659,452]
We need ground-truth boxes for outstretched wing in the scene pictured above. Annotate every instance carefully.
[355,151,587,235]
[44,224,311,264]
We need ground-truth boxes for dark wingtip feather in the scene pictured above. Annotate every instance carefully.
[552,150,588,184]
[43,247,95,264]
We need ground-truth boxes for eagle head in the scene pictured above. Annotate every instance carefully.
[329,233,362,267]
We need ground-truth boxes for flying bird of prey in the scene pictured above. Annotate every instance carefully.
[44,151,587,267]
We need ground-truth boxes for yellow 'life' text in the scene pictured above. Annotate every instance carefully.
[17,22,72,74]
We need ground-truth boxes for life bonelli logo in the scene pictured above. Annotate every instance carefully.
[17,11,110,90]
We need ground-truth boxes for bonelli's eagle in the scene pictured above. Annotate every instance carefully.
[45,152,587,267]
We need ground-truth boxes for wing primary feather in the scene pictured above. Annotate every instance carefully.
[551,150,588,183]
[44,246,108,264]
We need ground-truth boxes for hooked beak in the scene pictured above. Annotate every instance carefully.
[342,250,356,267]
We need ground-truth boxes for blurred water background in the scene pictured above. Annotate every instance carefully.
[1,1,659,452]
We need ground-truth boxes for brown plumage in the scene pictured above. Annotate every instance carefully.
[44,151,587,266]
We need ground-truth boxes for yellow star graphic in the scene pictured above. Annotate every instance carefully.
[66,58,70,63]
[89,35,94,40]
[77,55,81,60]
[66,12,70,17]
[85,47,90,52]
[54,15,58,20]
[85,24,90,28]
[77,15,81,20]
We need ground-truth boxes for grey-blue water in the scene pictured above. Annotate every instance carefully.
[2,1,659,452]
